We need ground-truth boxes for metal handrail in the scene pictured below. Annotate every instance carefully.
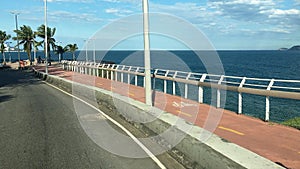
[61,60,300,121]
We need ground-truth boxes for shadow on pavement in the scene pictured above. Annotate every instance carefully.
[0,95,14,103]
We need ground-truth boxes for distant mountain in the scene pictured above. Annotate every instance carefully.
[289,45,300,51]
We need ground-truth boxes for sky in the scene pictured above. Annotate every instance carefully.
[0,0,299,50]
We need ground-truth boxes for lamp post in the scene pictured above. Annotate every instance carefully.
[93,41,96,63]
[143,0,152,106]
[92,39,96,63]
[44,0,48,74]
[10,11,21,68]
[84,40,88,62]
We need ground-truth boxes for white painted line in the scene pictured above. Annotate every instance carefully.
[45,81,166,169]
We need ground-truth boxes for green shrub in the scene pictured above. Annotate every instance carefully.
[282,117,300,130]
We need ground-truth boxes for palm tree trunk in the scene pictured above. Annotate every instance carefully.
[2,52,6,63]
[26,50,32,65]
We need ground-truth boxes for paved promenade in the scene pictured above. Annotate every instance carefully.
[34,65,300,169]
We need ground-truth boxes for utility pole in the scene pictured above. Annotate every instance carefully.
[44,0,48,74]
[84,40,88,62]
[143,0,152,106]
[10,11,21,68]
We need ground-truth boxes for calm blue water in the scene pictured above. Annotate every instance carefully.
[2,50,300,122]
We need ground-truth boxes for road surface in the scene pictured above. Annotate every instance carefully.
[0,69,184,169]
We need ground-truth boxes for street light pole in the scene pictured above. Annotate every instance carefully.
[93,39,96,63]
[143,0,152,106]
[11,11,21,68]
[84,40,88,62]
[44,0,48,74]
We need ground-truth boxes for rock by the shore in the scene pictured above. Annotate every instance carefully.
[289,45,300,51]
[278,48,288,51]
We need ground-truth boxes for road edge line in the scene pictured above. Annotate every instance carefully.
[44,81,167,169]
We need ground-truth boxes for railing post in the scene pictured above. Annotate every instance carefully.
[111,65,115,80]
[173,71,178,95]
[109,64,113,80]
[75,62,78,72]
[238,77,246,114]
[121,65,125,83]
[89,64,92,75]
[153,69,158,90]
[164,70,169,93]
[217,75,225,108]
[85,63,88,74]
[106,64,110,79]
[77,62,80,73]
[128,66,132,84]
[101,64,104,78]
[135,67,139,86]
[96,64,100,77]
[109,70,112,80]
[265,79,275,121]
[198,74,207,103]
[184,73,191,99]
[93,65,96,76]
[114,65,118,81]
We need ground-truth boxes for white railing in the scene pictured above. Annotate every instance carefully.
[61,60,300,121]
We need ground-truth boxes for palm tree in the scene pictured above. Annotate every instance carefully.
[55,45,68,62]
[66,44,78,61]
[0,30,11,64]
[36,24,56,64]
[13,25,36,65]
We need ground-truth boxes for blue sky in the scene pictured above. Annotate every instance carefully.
[0,0,299,50]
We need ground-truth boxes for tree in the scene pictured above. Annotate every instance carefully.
[13,25,36,65]
[66,44,78,61]
[55,45,68,62]
[0,30,11,64]
[36,24,56,64]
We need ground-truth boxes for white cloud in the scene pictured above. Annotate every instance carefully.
[105,8,119,14]
[104,8,133,16]
[101,0,139,3]
[262,8,300,17]
[295,0,300,5]
[48,10,102,22]
[260,28,291,34]
[150,2,217,22]
[48,0,94,3]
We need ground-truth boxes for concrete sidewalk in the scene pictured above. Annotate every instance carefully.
[34,65,300,169]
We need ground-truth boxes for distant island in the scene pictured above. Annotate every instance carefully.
[279,45,300,51]
[289,45,300,51]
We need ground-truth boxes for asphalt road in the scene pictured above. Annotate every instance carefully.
[0,69,182,169]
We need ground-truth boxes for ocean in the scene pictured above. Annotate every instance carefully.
[1,50,300,122]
